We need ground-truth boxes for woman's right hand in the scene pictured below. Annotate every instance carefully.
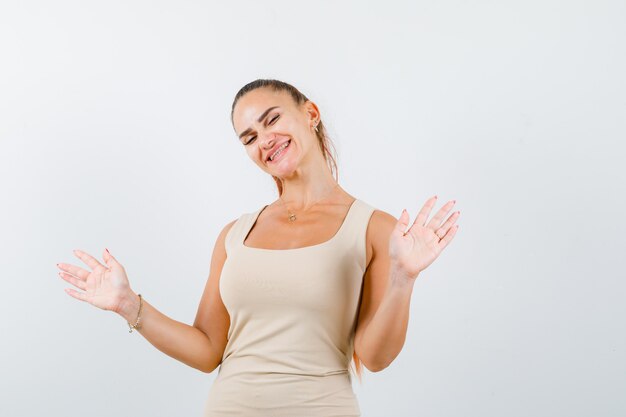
[58,248,134,315]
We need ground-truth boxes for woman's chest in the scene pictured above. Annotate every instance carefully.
[219,246,363,314]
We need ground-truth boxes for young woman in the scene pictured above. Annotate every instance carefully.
[57,79,460,416]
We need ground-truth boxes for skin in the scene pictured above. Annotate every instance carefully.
[232,87,340,208]
[56,87,461,373]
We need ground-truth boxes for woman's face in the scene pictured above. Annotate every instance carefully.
[232,88,320,179]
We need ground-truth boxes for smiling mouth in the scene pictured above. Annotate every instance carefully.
[267,139,291,163]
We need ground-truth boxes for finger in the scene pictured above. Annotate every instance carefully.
[73,249,106,271]
[59,271,87,291]
[437,223,459,250]
[57,262,90,281]
[64,288,90,303]
[102,248,119,270]
[410,195,438,231]
[435,210,461,236]
[426,200,456,230]
[394,208,411,236]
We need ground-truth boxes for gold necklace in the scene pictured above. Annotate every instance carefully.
[278,183,340,222]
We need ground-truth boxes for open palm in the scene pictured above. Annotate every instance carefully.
[389,195,460,279]
[57,248,131,314]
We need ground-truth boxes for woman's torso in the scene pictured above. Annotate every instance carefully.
[203,197,377,417]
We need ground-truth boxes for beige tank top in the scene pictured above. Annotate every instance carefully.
[203,198,377,417]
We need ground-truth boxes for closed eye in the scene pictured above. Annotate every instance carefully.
[244,114,280,145]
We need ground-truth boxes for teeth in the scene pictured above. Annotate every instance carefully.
[269,141,289,161]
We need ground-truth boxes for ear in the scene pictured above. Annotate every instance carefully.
[303,100,321,126]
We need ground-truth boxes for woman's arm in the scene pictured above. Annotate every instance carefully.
[355,197,459,371]
[60,220,236,374]
[117,292,218,373]
[117,219,236,374]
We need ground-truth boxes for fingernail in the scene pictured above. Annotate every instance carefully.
[105,248,110,254]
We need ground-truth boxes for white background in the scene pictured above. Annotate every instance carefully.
[1,1,624,416]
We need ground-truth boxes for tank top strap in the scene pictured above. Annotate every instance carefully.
[224,210,258,255]
[337,198,378,271]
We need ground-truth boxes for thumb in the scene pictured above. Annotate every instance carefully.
[103,248,120,269]
[394,209,410,235]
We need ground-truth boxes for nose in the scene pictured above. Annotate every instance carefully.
[260,132,278,150]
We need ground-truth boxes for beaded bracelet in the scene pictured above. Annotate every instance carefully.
[127,293,143,333]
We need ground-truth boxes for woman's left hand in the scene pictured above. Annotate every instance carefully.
[389,195,460,280]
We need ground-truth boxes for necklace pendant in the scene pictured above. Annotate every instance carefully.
[288,212,297,222]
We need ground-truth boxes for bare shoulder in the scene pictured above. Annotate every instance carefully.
[355,207,400,371]
[210,217,238,258]
[365,208,398,267]
[192,216,238,372]
[219,218,238,244]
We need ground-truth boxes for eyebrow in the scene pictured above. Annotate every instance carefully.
[237,106,280,140]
